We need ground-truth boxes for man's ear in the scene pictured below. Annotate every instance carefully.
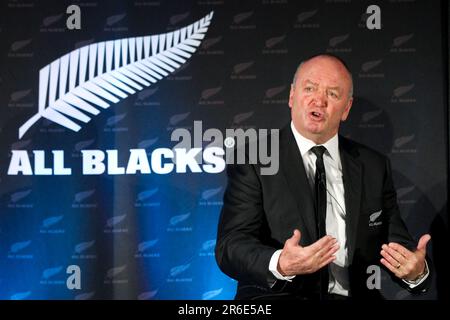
[341,97,353,121]
[288,84,294,109]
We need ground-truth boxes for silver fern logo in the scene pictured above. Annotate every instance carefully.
[369,210,382,227]
[18,11,214,139]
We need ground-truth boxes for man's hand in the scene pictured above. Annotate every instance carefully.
[277,229,339,276]
[380,234,431,281]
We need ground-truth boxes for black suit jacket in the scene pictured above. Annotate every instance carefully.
[215,125,430,300]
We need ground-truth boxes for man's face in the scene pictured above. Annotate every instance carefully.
[289,57,353,144]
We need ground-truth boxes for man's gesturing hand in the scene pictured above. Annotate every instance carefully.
[277,229,339,277]
[380,234,431,281]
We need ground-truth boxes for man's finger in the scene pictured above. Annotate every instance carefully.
[318,242,339,261]
[380,249,401,269]
[380,258,401,277]
[382,244,406,263]
[417,234,431,252]
[308,235,336,253]
[387,242,412,259]
[285,229,302,247]
[318,244,339,266]
[318,255,336,270]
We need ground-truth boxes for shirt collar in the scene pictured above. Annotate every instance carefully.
[290,121,340,162]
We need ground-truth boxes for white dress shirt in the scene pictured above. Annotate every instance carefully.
[268,122,428,296]
[269,122,349,295]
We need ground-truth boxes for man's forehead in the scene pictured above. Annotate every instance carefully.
[303,55,347,70]
[298,59,350,84]
[301,59,346,75]
[299,72,344,86]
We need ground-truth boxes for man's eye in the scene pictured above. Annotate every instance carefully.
[329,91,339,98]
[305,87,313,92]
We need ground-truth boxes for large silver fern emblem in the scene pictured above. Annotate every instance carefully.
[18,11,214,139]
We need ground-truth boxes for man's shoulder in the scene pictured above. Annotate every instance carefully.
[339,135,388,164]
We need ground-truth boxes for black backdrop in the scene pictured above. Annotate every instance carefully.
[0,0,448,300]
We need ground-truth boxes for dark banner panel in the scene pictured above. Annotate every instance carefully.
[0,0,447,299]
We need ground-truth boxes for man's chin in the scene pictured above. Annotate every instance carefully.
[305,126,324,135]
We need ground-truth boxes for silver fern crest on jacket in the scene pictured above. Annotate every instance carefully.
[18,11,214,139]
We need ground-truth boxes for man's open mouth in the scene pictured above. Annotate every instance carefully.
[310,111,324,120]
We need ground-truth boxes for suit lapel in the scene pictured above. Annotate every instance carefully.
[339,136,362,262]
[280,126,318,241]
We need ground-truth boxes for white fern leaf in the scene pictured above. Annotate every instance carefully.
[11,291,32,300]
[369,210,382,222]
[202,288,223,300]
[18,11,214,139]
[11,240,31,253]
[169,112,190,125]
[169,212,190,226]
[201,187,222,200]
[138,290,158,300]
[106,214,126,227]
[106,265,127,279]
[138,137,159,149]
[75,292,95,300]
[106,113,127,126]
[74,139,95,151]
[201,239,216,251]
[170,263,191,277]
[42,215,63,228]
[42,266,63,279]
[11,139,32,149]
[138,239,159,252]
[75,240,95,254]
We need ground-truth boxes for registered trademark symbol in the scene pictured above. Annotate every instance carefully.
[224,137,235,148]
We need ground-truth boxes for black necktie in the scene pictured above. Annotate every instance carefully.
[311,146,327,238]
[310,145,329,299]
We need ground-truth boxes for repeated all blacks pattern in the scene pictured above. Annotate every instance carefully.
[0,0,447,299]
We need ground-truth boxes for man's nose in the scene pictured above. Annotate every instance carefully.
[312,90,327,107]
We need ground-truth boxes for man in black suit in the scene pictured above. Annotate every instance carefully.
[215,54,431,300]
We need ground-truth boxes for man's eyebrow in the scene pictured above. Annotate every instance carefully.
[327,86,342,91]
[304,80,342,91]
[304,80,318,86]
